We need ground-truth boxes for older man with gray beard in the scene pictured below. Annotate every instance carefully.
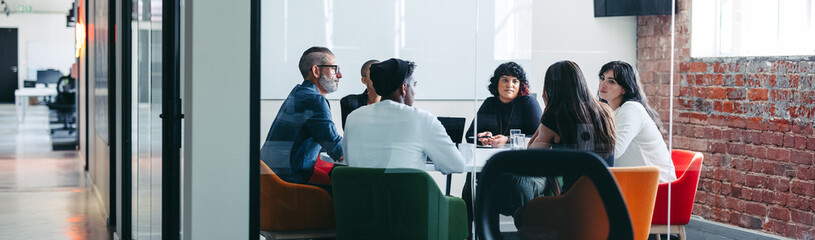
[260,46,344,189]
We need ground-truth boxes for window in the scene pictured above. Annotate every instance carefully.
[692,0,815,57]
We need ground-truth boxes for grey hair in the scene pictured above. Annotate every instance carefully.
[298,46,334,79]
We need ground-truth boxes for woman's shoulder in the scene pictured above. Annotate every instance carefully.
[514,95,541,108]
[515,95,536,103]
[483,96,500,103]
[477,96,500,109]
[618,101,648,114]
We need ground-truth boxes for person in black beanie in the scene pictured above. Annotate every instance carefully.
[341,58,464,176]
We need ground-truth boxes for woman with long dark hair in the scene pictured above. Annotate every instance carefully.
[529,60,616,164]
[598,60,676,182]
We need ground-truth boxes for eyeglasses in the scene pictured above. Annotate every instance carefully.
[317,65,340,74]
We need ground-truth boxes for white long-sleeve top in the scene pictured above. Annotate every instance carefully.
[342,100,465,174]
[613,101,677,182]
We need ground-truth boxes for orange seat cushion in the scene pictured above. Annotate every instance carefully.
[259,161,335,231]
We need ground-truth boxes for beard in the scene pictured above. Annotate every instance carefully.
[318,74,338,94]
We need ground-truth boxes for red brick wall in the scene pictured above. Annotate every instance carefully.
[637,0,815,238]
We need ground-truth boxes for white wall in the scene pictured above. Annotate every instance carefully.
[0,13,76,87]
[261,0,538,100]
[183,0,250,238]
[530,0,637,95]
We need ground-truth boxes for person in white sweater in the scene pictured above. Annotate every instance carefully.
[598,61,676,182]
[342,58,464,175]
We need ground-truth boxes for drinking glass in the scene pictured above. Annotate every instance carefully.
[512,134,526,150]
[509,129,522,145]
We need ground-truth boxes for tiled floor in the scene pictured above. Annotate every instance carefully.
[0,104,110,240]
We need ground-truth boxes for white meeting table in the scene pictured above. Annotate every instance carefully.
[14,88,58,123]
[321,143,513,194]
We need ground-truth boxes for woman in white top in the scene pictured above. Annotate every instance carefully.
[598,61,676,182]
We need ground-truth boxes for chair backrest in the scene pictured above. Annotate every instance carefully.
[671,149,699,178]
[652,150,704,225]
[260,160,285,187]
[331,167,456,239]
[259,161,335,231]
[475,149,633,240]
[519,176,611,239]
[610,166,660,240]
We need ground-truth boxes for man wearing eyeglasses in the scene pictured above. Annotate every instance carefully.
[260,46,344,189]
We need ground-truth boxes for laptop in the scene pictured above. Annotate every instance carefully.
[437,117,465,145]
[428,117,466,164]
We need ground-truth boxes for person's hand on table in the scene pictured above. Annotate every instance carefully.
[477,131,493,146]
[490,135,508,147]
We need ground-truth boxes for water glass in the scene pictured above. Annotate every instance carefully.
[512,134,526,150]
[509,129,522,145]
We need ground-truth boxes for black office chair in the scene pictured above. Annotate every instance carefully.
[474,149,633,240]
[48,76,77,134]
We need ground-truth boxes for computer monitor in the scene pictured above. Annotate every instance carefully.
[37,70,62,86]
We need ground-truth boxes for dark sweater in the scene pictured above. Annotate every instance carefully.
[465,95,542,143]
[339,91,368,130]
[540,110,615,166]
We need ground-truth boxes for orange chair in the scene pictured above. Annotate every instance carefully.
[259,161,335,239]
[649,150,704,240]
[610,166,660,240]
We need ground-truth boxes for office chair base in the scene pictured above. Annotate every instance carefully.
[650,224,686,240]
[260,228,336,240]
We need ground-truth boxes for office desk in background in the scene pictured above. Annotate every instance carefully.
[14,88,57,123]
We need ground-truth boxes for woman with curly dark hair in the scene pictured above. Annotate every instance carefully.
[465,61,542,147]
[462,62,542,231]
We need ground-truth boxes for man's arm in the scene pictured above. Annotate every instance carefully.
[529,123,558,149]
[423,116,465,174]
[304,97,344,160]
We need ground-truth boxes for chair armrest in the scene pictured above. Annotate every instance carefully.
[260,174,335,231]
[445,196,469,240]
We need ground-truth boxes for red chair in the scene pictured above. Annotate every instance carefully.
[649,150,704,240]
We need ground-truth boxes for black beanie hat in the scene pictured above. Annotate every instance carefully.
[369,58,409,96]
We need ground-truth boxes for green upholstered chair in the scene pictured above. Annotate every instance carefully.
[331,167,468,240]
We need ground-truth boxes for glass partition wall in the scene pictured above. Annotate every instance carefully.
[132,0,164,238]
[257,0,677,239]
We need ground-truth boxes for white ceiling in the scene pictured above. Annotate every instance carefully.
[4,0,74,14]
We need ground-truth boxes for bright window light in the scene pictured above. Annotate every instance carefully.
[494,0,532,60]
[692,0,815,57]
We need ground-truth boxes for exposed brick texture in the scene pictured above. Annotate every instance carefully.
[638,0,815,238]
